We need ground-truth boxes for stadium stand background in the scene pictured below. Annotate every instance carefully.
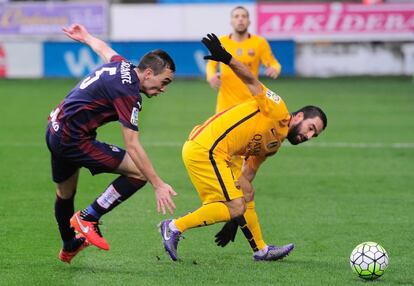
[0,0,413,78]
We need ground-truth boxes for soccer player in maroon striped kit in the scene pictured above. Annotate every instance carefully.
[46,24,177,263]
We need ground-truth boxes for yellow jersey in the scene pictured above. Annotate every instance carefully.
[188,85,290,162]
[206,34,281,113]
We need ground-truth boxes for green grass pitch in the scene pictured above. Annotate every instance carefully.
[0,77,413,285]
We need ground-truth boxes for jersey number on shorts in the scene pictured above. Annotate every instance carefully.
[80,67,117,89]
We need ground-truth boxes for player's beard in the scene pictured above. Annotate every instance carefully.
[287,121,306,145]
[235,27,248,36]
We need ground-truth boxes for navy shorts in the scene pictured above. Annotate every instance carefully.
[46,127,126,183]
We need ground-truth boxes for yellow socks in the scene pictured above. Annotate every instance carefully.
[241,201,267,251]
[173,200,267,252]
[174,202,230,233]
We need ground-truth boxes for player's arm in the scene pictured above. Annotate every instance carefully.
[261,39,281,79]
[203,34,289,122]
[202,33,263,96]
[228,58,263,96]
[206,60,221,89]
[238,156,266,202]
[63,23,117,63]
[121,126,177,214]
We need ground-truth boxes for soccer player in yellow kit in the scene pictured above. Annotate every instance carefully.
[159,34,327,261]
[206,6,289,259]
[206,6,281,113]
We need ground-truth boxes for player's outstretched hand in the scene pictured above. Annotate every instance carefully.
[215,220,238,247]
[202,33,232,65]
[62,23,91,44]
[265,66,280,79]
[154,183,177,215]
[208,73,221,89]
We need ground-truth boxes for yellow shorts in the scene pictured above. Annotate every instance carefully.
[228,155,244,182]
[182,140,244,204]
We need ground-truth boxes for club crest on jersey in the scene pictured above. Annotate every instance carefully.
[109,145,121,152]
[236,48,243,56]
[130,107,139,126]
[266,89,281,104]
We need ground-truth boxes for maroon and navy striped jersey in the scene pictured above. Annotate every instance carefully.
[48,55,142,141]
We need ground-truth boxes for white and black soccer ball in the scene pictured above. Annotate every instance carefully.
[349,241,389,280]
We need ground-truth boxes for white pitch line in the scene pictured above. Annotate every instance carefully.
[1,142,414,149]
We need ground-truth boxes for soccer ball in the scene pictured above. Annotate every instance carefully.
[349,241,389,280]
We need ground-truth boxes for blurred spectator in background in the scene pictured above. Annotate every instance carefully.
[206,6,282,114]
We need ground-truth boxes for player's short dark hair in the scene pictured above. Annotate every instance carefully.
[231,6,249,17]
[293,106,328,129]
[137,49,176,75]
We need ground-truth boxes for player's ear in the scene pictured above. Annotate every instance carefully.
[292,112,304,123]
[144,68,153,80]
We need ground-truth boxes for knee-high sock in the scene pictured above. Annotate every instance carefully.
[82,176,146,220]
[236,201,266,252]
[174,202,230,233]
[55,194,76,242]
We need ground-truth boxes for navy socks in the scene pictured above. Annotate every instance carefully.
[82,176,147,221]
[55,194,76,243]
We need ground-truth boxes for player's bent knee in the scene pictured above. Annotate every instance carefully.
[56,182,77,199]
[231,205,246,219]
[55,171,79,199]
[236,203,247,218]
[115,153,147,181]
[225,198,246,219]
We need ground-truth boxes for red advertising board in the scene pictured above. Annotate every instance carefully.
[0,44,6,77]
[257,3,414,41]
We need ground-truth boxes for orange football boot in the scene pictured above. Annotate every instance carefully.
[59,234,90,264]
[70,211,110,251]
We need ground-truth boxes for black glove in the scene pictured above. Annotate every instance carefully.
[214,220,238,247]
[202,33,232,65]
